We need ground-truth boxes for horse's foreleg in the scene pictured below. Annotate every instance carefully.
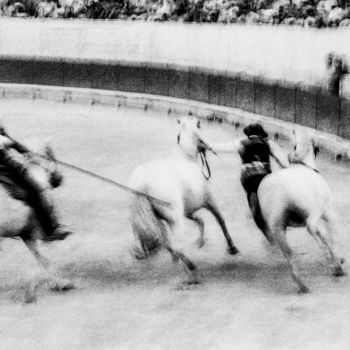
[165,244,199,284]
[205,200,239,255]
[189,213,205,248]
[273,227,310,294]
[22,237,74,301]
[21,237,49,303]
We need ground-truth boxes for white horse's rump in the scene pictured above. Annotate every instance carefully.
[257,132,344,293]
[128,118,239,284]
[0,142,73,302]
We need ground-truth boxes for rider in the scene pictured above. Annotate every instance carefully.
[0,124,72,242]
[211,123,289,218]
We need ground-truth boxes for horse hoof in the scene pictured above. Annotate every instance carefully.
[333,266,345,277]
[185,278,200,285]
[50,280,75,292]
[196,239,205,249]
[60,281,75,291]
[298,285,310,294]
[130,247,147,260]
[24,291,37,304]
[228,246,240,255]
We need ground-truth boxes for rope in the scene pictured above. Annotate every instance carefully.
[33,152,171,207]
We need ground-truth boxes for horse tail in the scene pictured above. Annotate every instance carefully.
[130,196,166,260]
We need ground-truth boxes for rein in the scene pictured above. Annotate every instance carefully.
[290,160,319,173]
[32,152,171,207]
[199,150,211,180]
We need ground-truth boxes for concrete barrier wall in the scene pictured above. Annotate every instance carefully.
[0,57,349,139]
[0,19,349,140]
[1,18,350,90]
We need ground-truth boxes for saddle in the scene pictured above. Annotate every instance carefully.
[240,161,270,179]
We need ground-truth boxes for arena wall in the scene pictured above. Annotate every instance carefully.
[0,18,349,140]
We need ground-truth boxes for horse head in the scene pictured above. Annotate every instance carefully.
[176,118,215,158]
[288,130,319,170]
[43,144,63,188]
[25,140,63,190]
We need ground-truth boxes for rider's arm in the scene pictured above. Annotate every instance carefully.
[0,128,31,154]
[210,139,243,153]
[0,135,13,151]
[268,139,289,168]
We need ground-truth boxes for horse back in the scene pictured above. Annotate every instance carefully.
[128,157,208,216]
[258,166,331,228]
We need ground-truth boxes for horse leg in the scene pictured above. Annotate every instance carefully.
[306,215,344,277]
[205,198,239,255]
[322,207,345,265]
[189,213,205,248]
[163,220,199,284]
[22,234,74,303]
[21,237,51,303]
[165,244,199,285]
[272,225,310,293]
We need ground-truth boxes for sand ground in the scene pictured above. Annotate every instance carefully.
[0,99,349,350]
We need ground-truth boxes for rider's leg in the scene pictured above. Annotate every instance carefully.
[0,150,71,242]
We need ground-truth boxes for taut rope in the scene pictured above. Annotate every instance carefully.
[33,152,171,207]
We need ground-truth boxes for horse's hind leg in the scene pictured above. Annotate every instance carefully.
[205,199,239,255]
[272,226,310,293]
[165,244,199,285]
[189,213,205,248]
[162,221,199,284]
[306,214,344,277]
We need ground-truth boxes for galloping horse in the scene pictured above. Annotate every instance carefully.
[0,141,73,302]
[128,118,239,284]
[257,131,344,293]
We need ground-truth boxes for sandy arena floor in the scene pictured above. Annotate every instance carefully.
[0,98,349,350]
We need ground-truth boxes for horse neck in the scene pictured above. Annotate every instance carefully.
[176,140,198,161]
[290,150,317,171]
[302,152,317,169]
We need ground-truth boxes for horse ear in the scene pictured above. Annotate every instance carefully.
[45,144,56,161]
[312,138,320,158]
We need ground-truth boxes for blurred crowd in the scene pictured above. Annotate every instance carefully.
[1,0,350,26]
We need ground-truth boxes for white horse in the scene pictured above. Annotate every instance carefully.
[128,118,239,284]
[257,132,345,293]
[0,141,74,302]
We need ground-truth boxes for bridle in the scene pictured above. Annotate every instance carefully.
[177,131,212,180]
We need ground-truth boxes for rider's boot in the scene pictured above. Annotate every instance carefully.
[33,190,72,242]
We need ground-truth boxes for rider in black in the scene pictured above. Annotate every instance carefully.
[239,123,273,215]
[0,125,71,242]
[211,123,289,224]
